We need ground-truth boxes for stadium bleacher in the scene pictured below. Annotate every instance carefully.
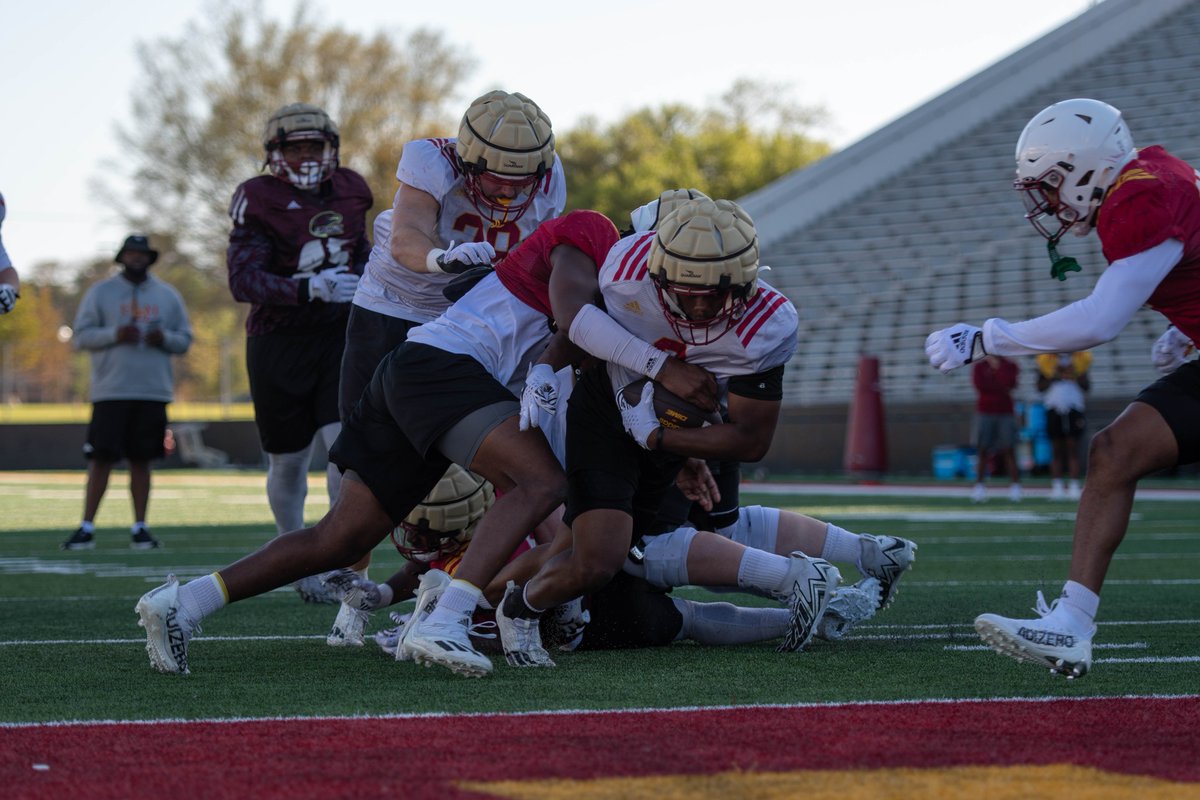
[741,0,1200,407]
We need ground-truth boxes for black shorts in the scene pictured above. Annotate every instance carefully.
[378,342,518,459]
[1045,409,1086,440]
[1136,361,1200,464]
[563,365,685,537]
[577,572,683,650]
[338,306,420,423]
[327,378,449,526]
[84,400,167,462]
[247,325,346,454]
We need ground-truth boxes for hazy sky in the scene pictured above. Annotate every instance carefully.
[0,0,1092,269]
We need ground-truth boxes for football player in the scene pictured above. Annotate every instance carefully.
[136,204,706,675]
[494,198,841,670]
[925,98,1200,678]
[325,91,565,645]
[226,103,372,604]
[0,192,19,315]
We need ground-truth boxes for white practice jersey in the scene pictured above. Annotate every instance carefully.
[354,137,566,323]
[406,271,553,396]
[599,233,799,408]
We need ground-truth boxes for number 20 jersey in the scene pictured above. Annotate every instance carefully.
[355,137,566,324]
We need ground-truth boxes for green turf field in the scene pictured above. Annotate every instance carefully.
[1,470,1197,724]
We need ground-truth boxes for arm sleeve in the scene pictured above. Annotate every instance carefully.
[727,365,785,401]
[226,224,305,305]
[567,303,669,379]
[982,239,1183,356]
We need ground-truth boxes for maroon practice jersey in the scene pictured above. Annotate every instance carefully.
[494,210,620,317]
[227,168,373,335]
[1098,146,1200,342]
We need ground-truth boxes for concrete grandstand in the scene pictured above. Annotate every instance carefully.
[741,0,1200,410]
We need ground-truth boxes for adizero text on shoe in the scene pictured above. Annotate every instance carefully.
[816,577,882,641]
[778,556,840,653]
[402,614,493,677]
[857,534,917,610]
[135,575,192,674]
[326,601,369,647]
[130,528,160,550]
[975,611,1094,679]
[61,528,95,550]
[495,583,555,667]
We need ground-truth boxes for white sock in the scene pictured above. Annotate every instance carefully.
[1057,580,1099,628]
[1052,479,1065,492]
[736,549,790,594]
[673,598,790,644]
[376,583,394,608]
[79,520,95,534]
[424,579,481,625]
[177,574,228,629]
[132,522,147,534]
[266,447,311,534]
[822,523,861,564]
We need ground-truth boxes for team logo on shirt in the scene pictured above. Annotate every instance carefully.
[309,210,345,238]
[1108,168,1156,194]
[624,300,644,315]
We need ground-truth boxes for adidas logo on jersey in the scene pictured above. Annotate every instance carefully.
[624,300,643,315]
[287,200,303,210]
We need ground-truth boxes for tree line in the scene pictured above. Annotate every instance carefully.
[0,3,831,405]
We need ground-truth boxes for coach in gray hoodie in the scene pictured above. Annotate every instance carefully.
[63,235,192,551]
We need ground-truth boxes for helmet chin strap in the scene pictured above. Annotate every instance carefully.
[1047,235,1082,282]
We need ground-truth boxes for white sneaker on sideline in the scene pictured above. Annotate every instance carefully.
[135,575,194,674]
[1067,481,1082,501]
[970,483,987,503]
[975,592,1095,679]
[1049,481,1066,500]
[1009,483,1023,503]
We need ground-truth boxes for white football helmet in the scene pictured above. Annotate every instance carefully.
[648,198,760,345]
[392,464,495,563]
[628,188,710,233]
[455,91,554,226]
[262,103,340,189]
[1014,98,1135,240]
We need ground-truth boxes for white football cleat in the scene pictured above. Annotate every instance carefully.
[395,569,450,663]
[542,597,590,651]
[857,533,918,610]
[777,554,840,653]
[495,582,556,667]
[326,601,368,647]
[975,592,1095,679]
[374,612,409,656]
[135,575,193,674]
[816,577,882,641]
[401,611,494,678]
[293,574,339,605]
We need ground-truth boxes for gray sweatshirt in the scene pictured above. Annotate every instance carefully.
[73,272,192,402]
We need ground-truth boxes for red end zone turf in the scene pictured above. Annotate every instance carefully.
[4,697,1199,799]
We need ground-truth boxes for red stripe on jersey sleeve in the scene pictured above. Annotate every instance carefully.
[616,234,655,282]
[434,139,461,177]
[738,292,788,347]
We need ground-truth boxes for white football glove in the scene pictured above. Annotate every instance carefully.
[1151,326,1194,374]
[519,362,559,431]
[925,323,985,374]
[616,381,660,450]
[431,241,496,275]
[0,284,16,314]
[308,267,359,303]
[320,568,383,611]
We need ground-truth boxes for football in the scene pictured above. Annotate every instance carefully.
[619,378,721,429]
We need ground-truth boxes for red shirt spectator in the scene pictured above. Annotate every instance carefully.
[973,356,1019,414]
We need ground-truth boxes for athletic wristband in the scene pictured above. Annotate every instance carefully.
[426,249,447,273]
[568,304,670,379]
